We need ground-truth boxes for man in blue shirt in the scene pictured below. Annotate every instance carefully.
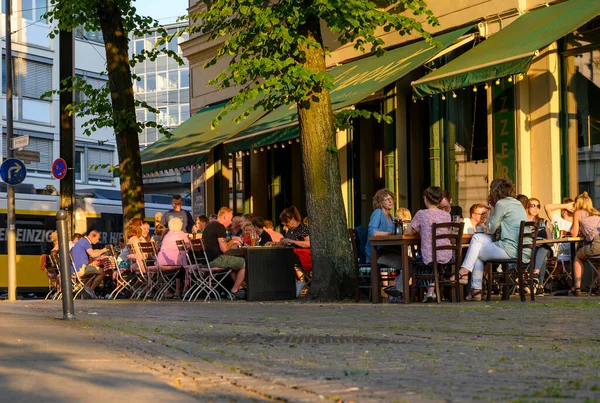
[160,194,194,233]
[71,230,107,292]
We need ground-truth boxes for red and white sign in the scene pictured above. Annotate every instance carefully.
[52,158,68,180]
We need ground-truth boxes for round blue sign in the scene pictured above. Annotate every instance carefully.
[0,158,27,185]
[52,158,68,180]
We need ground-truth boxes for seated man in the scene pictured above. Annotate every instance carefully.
[202,207,247,298]
[70,230,108,292]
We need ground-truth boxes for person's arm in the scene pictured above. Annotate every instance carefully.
[186,212,194,233]
[545,202,574,220]
[487,203,503,234]
[218,236,242,253]
[86,246,107,259]
[403,211,420,235]
[368,210,392,237]
[287,236,310,248]
[570,210,581,237]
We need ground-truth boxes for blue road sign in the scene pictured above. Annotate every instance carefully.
[52,158,68,180]
[0,158,27,185]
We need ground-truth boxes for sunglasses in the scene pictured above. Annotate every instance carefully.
[528,203,540,208]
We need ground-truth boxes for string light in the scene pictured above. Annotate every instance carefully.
[296,138,300,143]
[473,86,477,92]
[253,149,258,154]
[413,99,417,103]
[452,91,457,99]
[281,143,286,148]
[441,94,446,100]
[267,145,271,150]
[519,73,524,80]
[484,83,489,90]
[274,144,278,148]
[246,151,250,156]
[260,147,264,152]
[288,140,292,144]
[495,79,501,85]
[508,76,513,82]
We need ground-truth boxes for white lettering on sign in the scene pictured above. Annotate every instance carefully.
[0,229,55,243]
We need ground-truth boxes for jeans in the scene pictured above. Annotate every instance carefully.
[534,246,552,283]
[462,233,511,290]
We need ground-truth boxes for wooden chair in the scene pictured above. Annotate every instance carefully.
[350,228,373,302]
[410,222,465,304]
[483,221,539,302]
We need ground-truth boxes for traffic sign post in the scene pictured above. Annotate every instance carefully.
[52,158,68,180]
[0,158,27,185]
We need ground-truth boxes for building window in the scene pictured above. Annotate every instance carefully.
[87,148,114,182]
[17,0,47,22]
[146,74,156,92]
[74,26,104,43]
[179,69,189,88]
[74,74,107,102]
[75,147,84,182]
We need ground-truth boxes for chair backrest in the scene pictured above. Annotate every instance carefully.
[431,222,465,264]
[175,239,194,266]
[189,238,210,267]
[355,225,368,264]
[136,241,158,271]
[517,221,539,266]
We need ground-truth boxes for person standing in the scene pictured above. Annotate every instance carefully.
[161,195,194,233]
[202,207,247,298]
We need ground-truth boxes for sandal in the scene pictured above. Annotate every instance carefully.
[569,288,583,297]
[450,271,469,285]
[465,289,482,302]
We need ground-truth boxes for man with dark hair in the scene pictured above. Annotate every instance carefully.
[440,190,463,218]
[70,230,107,291]
[160,194,194,233]
[203,207,247,298]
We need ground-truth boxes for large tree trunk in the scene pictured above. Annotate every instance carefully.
[96,0,145,224]
[297,16,356,300]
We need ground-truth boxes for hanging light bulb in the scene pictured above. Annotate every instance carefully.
[508,76,513,82]
[246,151,250,156]
[288,140,292,144]
[260,147,264,152]
[519,73,524,80]
[253,149,258,154]
[274,144,278,148]
[281,143,286,148]
[452,91,457,99]
[473,86,477,92]
[495,79,501,85]
[296,138,300,143]
[267,145,271,150]
[441,94,446,101]
[484,83,489,90]
[413,99,417,103]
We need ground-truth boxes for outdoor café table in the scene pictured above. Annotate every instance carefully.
[369,233,473,304]
[226,246,296,301]
[535,236,585,267]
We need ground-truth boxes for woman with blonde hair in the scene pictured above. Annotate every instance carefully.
[569,192,600,296]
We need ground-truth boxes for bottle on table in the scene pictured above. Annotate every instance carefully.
[553,221,560,239]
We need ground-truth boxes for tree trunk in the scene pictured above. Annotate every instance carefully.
[96,0,145,224]
[297,16,356,300]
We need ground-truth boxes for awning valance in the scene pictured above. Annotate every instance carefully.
[411,0,600,98]
[224,25,473,153]
[140,99,265,174]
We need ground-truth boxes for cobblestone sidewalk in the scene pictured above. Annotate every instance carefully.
[5,298,600,402]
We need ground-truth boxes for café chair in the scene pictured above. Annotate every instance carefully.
[105,244,134,300]
[410,222,465,304]
[41,253,60,300]
[128,243,151,300]
[175,240,211,301]
[349,228,373,302]
[68,252,96,300]
[585,256,600,296]
[188,238,233,301]
[543,254,572,295]
[483,221,538,302]
[137,241,182,301]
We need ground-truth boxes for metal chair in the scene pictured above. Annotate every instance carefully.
[188,238,233,301]
[410,222,465,304]
[350,228,374,302]
[483,221,539,302]
[176,239,211,301]
[42,253,60,300]
[105,244,134,299]
[137,241,182,301]
[585,256,600,296]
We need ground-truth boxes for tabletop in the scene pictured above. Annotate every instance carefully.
[536,237,584,245]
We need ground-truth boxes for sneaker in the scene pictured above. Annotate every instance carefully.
[295,280,305,297]
[535,288,544,297]
[422,290,436,303]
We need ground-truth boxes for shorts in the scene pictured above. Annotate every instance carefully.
[77,264,103,277]
[583,236,600,257]
[209,255,245,271]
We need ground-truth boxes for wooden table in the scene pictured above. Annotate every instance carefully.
[226,246,296,301]
[369,233,473,304]
[535,236,584,267]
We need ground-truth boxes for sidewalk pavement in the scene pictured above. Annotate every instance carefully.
[1,298,600,402]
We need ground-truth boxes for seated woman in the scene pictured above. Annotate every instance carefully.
[157,217,190,299]
[463,203,489,234]
[251,216,273,246]
[455,177,527,301]
[280,206,311,296]
[526,197,543,226]
[263,220,284,243]
[532,198,574,295]
[569,192,600,296]
[403,186,452,302]
[365,189,404,293]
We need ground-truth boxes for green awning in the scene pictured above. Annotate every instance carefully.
[140,99,265,173]
[224,25,473,153]
[412,0,600,98]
